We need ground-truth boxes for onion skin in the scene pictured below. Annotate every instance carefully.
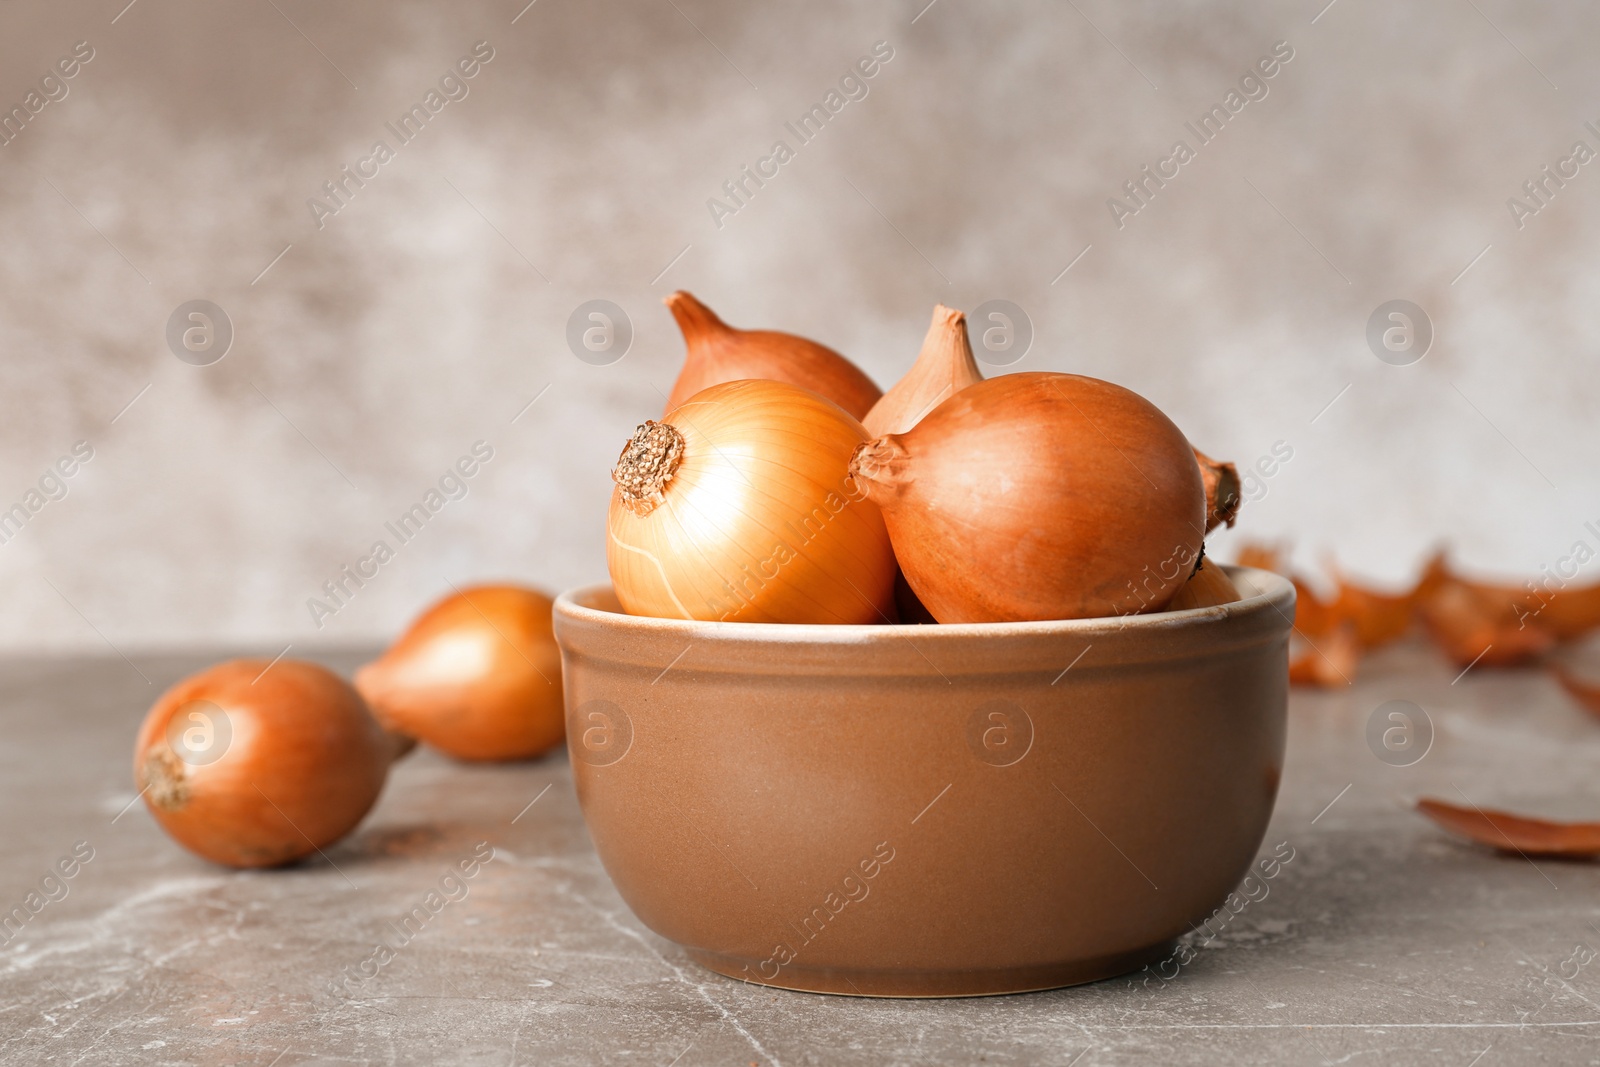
[663,291,881,421]
[133,660,391,869]
[609,379,897,624]
[1194,449,1241,532]
[863,304,983,438]
[1289,624,1361,687]
[850,372,1207,623]
[355,585,564,762]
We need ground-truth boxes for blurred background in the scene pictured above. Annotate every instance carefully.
[2,0,1596,653]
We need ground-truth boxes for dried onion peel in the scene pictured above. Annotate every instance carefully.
[1194,449,1241,533]
[1417,797,1600,857]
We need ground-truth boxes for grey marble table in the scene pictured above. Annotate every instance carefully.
[2,643,1598,1066]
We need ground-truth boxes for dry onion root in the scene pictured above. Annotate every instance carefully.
[850,372,1207,623]
[134,659,392,868]
[663,291,882,421]
[355,585,565,762]
[608,379,897,624]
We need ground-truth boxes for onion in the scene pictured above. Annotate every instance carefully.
[863,304,983,437]
[609,379,897,624]
[868,305,983,624]
[663,291,881,421]
[1167,556,1241,610]
[134,659,391,868]
[849,372,1206,622]
[355,585,564,762]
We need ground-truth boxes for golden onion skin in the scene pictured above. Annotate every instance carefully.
[355,585,564,762]
[662,292,882,421]
[852,372,1207,623]
[608,379,897,625]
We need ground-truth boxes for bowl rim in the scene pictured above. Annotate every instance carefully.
[554,565,1295,645]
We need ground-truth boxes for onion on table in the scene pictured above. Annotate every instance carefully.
[133,659,393,868]
[356,584,565,762]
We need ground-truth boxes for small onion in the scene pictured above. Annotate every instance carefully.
[663,291,882,421]
[355,585,565,762]
[134,659,391,868]
[609,379,897,624]
[849,372,1206,622]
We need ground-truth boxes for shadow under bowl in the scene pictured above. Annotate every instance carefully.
[552,566,1294,997]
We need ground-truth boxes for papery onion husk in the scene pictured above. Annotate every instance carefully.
[1326,563,1415,647]
[1194,449,1241,532]
[1288,623,1360,687]
[355,585,564,762]
[1235,541,1287,573]
[663,291,881,421]
[1417,798,1600,857]
[863,304,983,438]
[1417,549,1600,647]
[849,372,1207,623]
[1414,551,1553,667]
[1416,579,1554,667]
[134,659,391,868]
[1536,581,1600,640]
[609,379,897,624]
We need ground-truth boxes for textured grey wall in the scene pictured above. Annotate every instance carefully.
[1,0,1596,651]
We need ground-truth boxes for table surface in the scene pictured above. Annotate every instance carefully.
[2,642,1598,1067]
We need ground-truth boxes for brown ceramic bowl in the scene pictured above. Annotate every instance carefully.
[552,566,1293,998]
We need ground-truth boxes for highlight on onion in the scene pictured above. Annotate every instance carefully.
[663,291,882,421]
[849,372,1207,623]
[609,379,897,624]
[863,304,983,438]
[355,585,564,762]
[134,659,392,868]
